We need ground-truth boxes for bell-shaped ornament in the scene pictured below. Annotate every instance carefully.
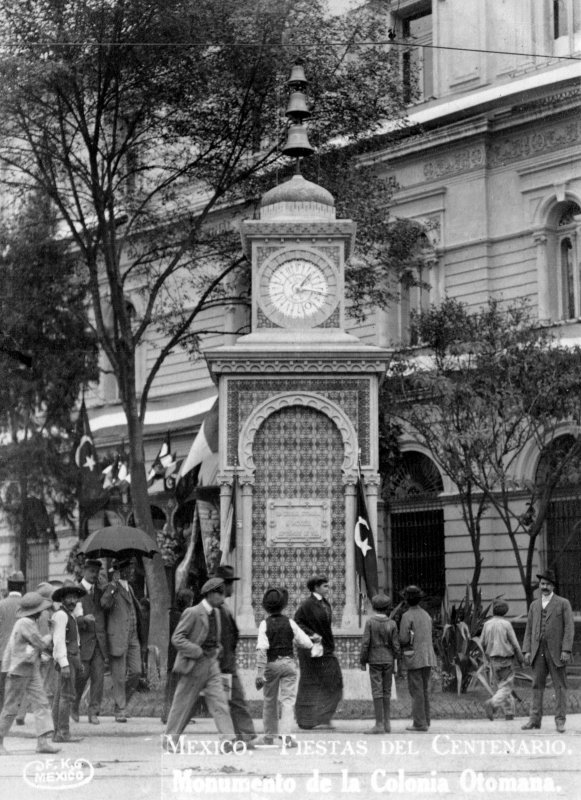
[282,123,314,159]
[286,91,311,121]
[287,61,308,87]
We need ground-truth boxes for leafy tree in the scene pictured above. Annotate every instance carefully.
[383,298,581,607]
[0,192,98,573]
[0,0,420,646]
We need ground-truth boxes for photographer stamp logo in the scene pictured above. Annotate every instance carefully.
[23,757,94,789]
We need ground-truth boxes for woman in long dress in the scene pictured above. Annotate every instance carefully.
[294,575,343,729]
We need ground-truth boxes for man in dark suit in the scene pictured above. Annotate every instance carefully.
[522,569,574,733]
[212,565,256,746]
[73,559,107,725]
[100,558,144,723]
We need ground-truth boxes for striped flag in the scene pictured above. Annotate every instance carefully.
[177,398,219,483]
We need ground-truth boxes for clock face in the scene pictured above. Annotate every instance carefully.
[269,259,328,319]
[258,252,338,328]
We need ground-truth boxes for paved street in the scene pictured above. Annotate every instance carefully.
[1,714,580,800]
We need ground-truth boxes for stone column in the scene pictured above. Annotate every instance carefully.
[363,472,381,553]
[224,303,238,346]
[237,475,256,631]
[341,477,358,629]
[219,477,233,561]
[534,233,549,322]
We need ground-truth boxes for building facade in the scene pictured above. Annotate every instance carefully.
[2,1,581,637]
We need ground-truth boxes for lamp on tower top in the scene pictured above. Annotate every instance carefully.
[282,59,314,164]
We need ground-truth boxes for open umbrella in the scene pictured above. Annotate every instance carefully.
[79,525,160,559]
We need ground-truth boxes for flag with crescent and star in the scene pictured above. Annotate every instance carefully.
[73,400,108,537]
[354,472,379,599]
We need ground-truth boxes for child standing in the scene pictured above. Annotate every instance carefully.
[360,593,400,734]
[255,587,313,747]
[480,600,524,721]
[0,591,59,755]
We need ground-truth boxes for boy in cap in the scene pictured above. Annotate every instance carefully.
[256,587,314,747]
[0,591,59,755]
[51,581,86,742]
[165,577,235,749]
[480,600,524,721]
[360,593,400,733]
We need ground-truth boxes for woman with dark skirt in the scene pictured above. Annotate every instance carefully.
[294,575,343,729]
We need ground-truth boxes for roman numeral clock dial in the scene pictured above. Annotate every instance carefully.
[259,255,338,328]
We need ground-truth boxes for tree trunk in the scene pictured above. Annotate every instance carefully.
[125,401,170,670]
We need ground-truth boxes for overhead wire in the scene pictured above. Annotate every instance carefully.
[0,39,579,61]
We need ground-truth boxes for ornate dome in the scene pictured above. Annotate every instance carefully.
[260,174,335,221]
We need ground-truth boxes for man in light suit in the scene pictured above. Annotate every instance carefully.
[522,569,574,733]
[165,577,235,748]
[399,585,437,733]
[100,558,143,723]
[73,559,107,725]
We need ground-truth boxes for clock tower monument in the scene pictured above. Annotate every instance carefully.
[205,65,390,653]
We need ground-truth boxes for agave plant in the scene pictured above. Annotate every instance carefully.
[436,584,495,694]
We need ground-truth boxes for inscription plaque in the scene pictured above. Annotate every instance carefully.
[266,498,331,547]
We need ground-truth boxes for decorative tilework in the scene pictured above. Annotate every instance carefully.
[226,378,370,465]
[316,306,340,328]
[256,307,280,328]
[250,405,345,623]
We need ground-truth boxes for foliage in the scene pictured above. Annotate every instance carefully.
[434,584,491,694]
[0,0,422,649]
[383,297,581,607]
[0,192,98,566]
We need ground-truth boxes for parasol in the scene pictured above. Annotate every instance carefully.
[79,525,160,559]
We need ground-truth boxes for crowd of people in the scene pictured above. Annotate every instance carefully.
[0,563,575,755]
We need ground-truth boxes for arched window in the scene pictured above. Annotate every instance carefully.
[556,203,581,321]
[398,232,436,346]
[541,200,581,322]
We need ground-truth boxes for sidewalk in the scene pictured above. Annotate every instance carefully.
[116,674,581,721]
[1,713,580,800]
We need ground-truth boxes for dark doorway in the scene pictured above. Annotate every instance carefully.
[390,507,445,601]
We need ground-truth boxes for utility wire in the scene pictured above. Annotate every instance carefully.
[0,39,580,61]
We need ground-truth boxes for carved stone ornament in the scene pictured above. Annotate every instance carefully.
[237,391,359,481]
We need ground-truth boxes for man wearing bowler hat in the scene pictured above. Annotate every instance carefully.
[72,559,107,725]
[212,565,256,746]
[101,557,144,722]
[522,569,574,733]
[165,577,235,748]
